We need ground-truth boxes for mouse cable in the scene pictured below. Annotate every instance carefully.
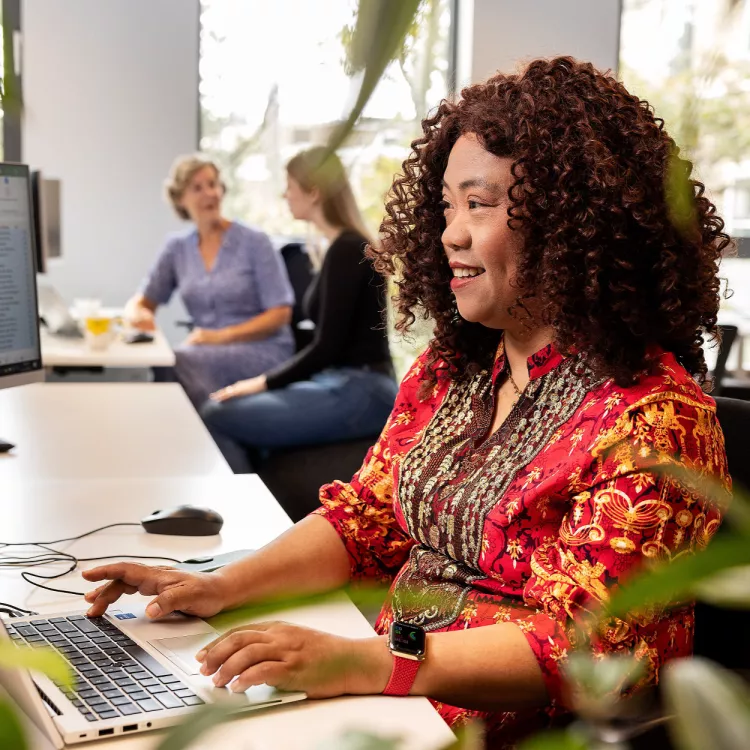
[0,522,141,548]
[0,552,183,568]
[0,520,183,607]
[16,553,183,597]
[0,549,183,568]
[0,525,182,598]
[0,601,38,618]
[0,543,77,569]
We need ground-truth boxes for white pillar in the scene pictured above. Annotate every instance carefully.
[22,0,200,343]
[459,0,622,86]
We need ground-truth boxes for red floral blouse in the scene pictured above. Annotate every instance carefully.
[314,341,728,745]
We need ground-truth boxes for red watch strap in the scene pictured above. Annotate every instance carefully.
[383,654,421,696]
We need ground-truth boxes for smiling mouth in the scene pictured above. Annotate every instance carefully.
[451,267,486,278]
[450,267,486,290]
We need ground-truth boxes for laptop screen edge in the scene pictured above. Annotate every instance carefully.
[0,618,65,749]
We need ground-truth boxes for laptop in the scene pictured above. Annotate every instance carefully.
[37,284,83,337]
[0,605,306,746]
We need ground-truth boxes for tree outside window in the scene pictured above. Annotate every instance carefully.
[620,0,750,340]
[199,0,454,375]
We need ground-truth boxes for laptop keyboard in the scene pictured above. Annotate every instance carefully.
[6,615,204,722]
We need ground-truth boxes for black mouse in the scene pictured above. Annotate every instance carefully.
[124,330,154,344]
[141,505,224,536]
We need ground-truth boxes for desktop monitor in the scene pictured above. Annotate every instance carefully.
[31,169,62,273]
[0,162,43,399]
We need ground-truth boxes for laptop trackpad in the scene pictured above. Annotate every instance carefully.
[148,632,307,707]
[149,633,217,675]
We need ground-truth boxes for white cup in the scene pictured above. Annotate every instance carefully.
[82,315,116,351]
[72,298,103,320]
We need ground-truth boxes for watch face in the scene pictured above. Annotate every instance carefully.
[389,621,426,656]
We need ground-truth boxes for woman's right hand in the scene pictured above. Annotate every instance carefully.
[210,375,268,402]
[82,563,230,619]
[128,308,156,332]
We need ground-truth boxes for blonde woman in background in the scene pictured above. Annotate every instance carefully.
[125,155,295,407]
[201,147,397,473]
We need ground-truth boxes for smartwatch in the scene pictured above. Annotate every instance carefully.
[383,621,427,696]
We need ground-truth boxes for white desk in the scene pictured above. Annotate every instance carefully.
[0,476,453,750]
[41,328,175,369]
[0,383,230,480]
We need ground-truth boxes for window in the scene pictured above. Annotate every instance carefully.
[732,180,750,225]
[620,0,750,347]
[200,0,454,237]
[199,1,456,373]
[620,0,750,249]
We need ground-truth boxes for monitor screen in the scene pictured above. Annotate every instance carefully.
[0,163,43,390]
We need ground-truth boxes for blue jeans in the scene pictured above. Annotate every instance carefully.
[200,367,398,473]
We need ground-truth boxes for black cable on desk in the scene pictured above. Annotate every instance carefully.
[0,601,37,617]
[0,522,182,605]
[0,522,141,548]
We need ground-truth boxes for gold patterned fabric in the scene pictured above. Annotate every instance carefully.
[314,341,728,745]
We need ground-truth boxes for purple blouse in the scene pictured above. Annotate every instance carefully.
[141,222,295,402]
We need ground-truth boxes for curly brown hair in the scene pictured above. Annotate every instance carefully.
[372,56,731,393]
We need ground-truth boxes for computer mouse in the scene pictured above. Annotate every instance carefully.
[141,505,224,536]
[124,330,154,344]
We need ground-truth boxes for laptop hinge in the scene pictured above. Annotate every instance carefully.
[35,685,63,716]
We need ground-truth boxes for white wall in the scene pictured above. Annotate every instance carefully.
[462,0,622,85]
[22,0,200,343]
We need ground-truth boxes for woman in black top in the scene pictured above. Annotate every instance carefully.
[201,148,397,473]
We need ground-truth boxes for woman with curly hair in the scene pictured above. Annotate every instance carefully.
[82,57,730,746]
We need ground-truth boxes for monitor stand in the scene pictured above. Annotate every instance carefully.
[0,438,16,453]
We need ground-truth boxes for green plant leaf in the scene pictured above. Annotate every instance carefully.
[442,720,484,749]
[604,534,750,619]
[725,480,750,534]
[518,728,590,750]
[0,642,72,688]
[663,657,750,750]
[317,730,402,750]
[1,15,22,113]
[207,590,342,631]
[207,583,394,632]
[0,698,28,750]
[328,0,422,152]
[561,654,646,726]
[154,702,235,750]
[665,145,699,238]
[693,566,750,608]
[646,461,750,535]
[563,653,644,701]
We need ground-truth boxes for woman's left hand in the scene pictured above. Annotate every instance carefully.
[186,327,227,346]
[210,375,267,401]
[195,622,390,698]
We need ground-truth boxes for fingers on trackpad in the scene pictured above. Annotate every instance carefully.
[149,632,217,675]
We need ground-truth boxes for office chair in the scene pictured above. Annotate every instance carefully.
[710,325,738,396]
[693,396,750,676]
[712,324,750,400]
[255,436,377,522]
[279,242,315,351]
